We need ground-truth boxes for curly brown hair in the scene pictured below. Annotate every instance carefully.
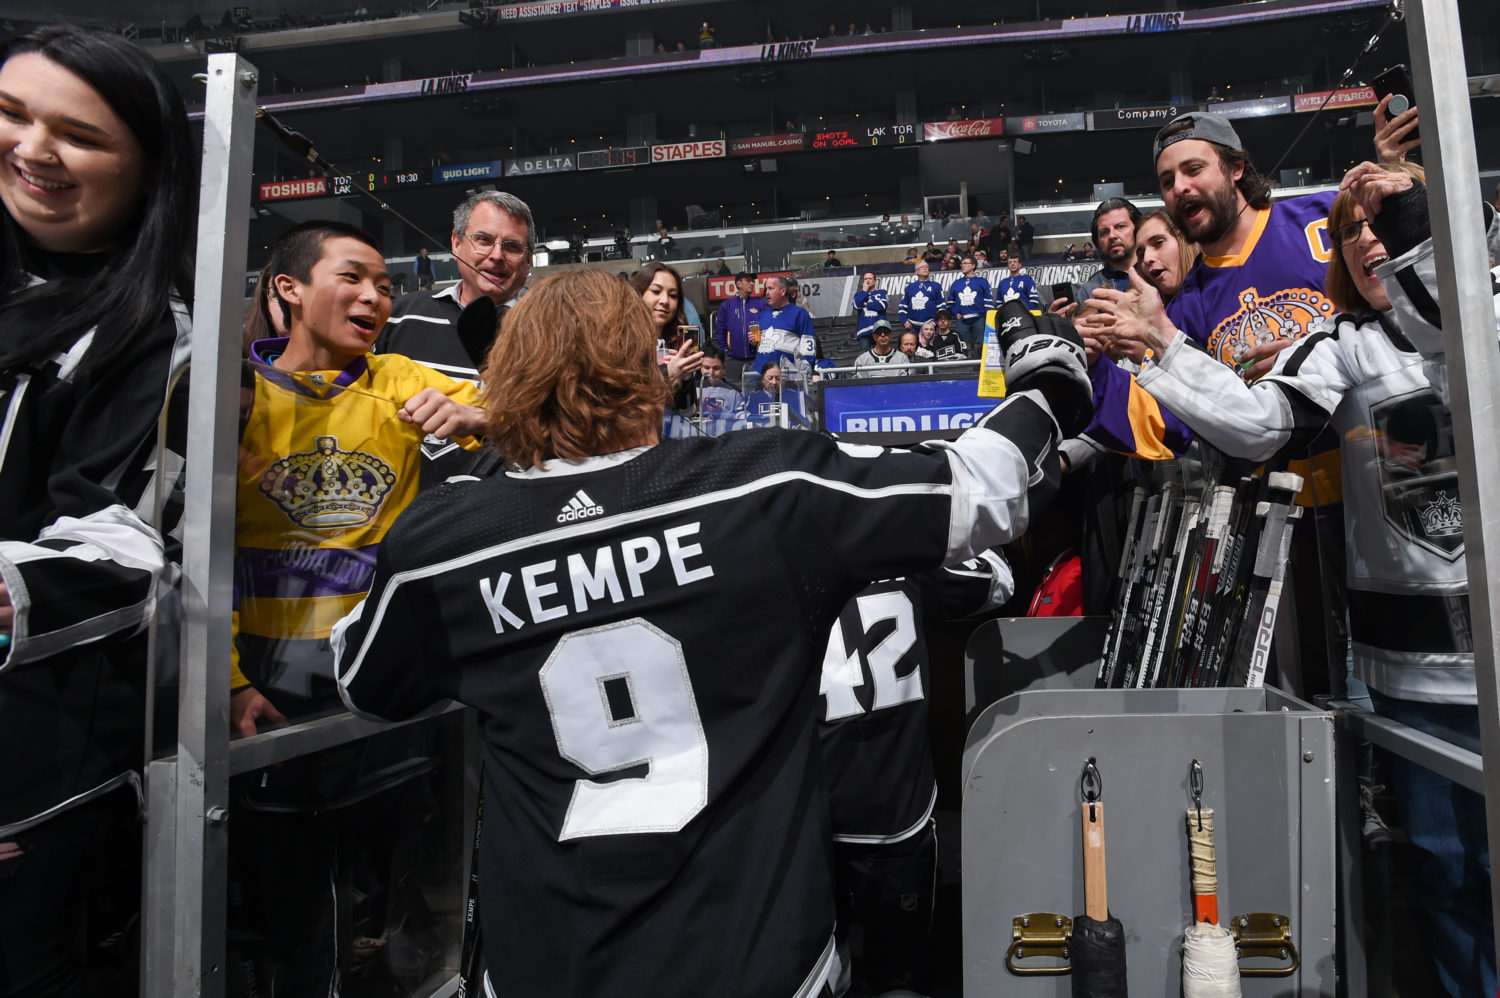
[482,270,668,469]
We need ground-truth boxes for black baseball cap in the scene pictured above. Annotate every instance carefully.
[1152,112,1243,164]
[735,270,757,281]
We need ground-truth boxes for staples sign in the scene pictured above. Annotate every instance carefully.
[651,139,726,163]
[259,177,327,201]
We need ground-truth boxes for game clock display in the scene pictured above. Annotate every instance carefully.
[330,171,422,194]
[577,146,649,170]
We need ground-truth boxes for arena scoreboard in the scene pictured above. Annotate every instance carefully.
[577,146,650,170]
[810,121,919,149]
[329,171,423,194]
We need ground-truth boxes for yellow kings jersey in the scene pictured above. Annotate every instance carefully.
[230,349,481,703]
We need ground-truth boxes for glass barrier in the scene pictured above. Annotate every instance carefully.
[226,711,469,998]
[1351,733,1493,997]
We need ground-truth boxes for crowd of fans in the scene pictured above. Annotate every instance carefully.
[4,16,1496,998]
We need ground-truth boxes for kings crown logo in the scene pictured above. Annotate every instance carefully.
[1419,490,1464,538]
[1210,287,1335,367]
[259,435,396,528]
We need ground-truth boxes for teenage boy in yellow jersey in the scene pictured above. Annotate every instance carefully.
[230,220,486,733]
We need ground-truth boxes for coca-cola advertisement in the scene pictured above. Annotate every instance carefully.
[922,117,1005,142]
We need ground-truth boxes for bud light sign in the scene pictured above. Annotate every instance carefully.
[820,374,996,437]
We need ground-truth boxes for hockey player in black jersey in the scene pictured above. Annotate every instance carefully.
[819,552,1013,996]
[333,274,1090,998]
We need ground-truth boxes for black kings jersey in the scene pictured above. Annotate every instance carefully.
[818,552,1011,843]
[334,394,1059,998]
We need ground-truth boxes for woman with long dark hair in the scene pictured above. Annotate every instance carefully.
[0,25,196,994]
[630,261,703,407]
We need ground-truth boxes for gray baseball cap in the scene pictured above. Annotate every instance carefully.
[871,319,893,332]
[1152,112,1243,164]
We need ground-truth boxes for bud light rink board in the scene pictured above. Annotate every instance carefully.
[820,373,990,438]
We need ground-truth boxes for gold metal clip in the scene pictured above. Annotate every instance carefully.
[1230,911,1300,977]
[1004,913,1073,975]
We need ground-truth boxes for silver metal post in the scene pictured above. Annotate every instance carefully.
[145,52,259,998]
[1405,0,1500,964]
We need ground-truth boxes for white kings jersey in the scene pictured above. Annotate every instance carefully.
[818,553,1012,844]
[332,395,1061,998]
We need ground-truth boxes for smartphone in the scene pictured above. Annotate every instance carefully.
[679,325,701,351]
[1053,281,1076,305]
[1371,64,1420,143]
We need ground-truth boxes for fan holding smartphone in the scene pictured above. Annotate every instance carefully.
[1371,64,1421,165]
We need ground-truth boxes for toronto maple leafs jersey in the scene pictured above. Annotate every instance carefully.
[232,343,480,707]
[995,273,1041,312]
[853,288,891,335]
[899,279,943,325]
[754,302,817,377]
[947,276,994,321]
[818,552,1011,843]
[333,392,1063,998]
[1136,201,1499,704]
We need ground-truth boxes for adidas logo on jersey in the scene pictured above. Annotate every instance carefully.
[557,489,605,523]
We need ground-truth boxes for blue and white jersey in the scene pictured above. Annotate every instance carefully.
[753,303,817,377]
[853,289,890,336]
[995,273,1041,312]
[899,280,943,326]
[947,276,994,320]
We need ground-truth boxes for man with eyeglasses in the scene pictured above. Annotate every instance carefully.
[376,190,536,386]
[376,191,534,484]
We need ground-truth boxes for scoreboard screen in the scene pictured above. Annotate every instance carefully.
[577,146,649,170]
[330,171,423,194]
[811,122,918,149]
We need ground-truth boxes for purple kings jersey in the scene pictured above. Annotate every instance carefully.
[1167,192,1338,369]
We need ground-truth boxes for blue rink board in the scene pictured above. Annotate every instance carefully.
[820,374,992,434]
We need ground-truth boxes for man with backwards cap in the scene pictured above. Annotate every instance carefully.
[1142,112,1338,379]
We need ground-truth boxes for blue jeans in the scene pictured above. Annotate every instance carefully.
[856,333,874,354]
[955,315,985,353]
[1370,689,1496,998]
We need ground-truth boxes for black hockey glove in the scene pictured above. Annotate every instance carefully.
[995,300,1093,438]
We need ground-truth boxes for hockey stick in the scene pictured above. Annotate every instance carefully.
[1114,490,1163,688]
[1097,486,1148,689]
[457,788,484,997]
[1172,486,1235,688]
[1223,472,1304,687]
[1135,490,1193,688]
[1200,476,1269,688]
[1125,484,1180,688]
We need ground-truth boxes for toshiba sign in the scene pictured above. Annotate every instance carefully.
[651,140,726,163]
[259,178,327,201]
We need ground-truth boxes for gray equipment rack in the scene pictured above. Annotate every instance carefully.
[962,686,1336,995]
